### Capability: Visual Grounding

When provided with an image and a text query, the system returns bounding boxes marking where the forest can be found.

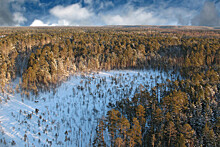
[0,26,219,146]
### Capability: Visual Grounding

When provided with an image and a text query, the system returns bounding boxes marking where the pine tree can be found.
[181,123,195,146]
[164,121,177,146]
[118,115,130,145]
[93,120,106,147]
[202,123,216,146]
[107,109,120,146]
[151,134,156,147]
[128,117,142,146]
[136,105,146,129]
[177,133,186,147]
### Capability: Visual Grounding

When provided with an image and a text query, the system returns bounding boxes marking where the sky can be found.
[0,0,219,26]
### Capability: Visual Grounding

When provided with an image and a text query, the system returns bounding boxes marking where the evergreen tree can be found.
[128,117,142,146]
[93,120,106,147]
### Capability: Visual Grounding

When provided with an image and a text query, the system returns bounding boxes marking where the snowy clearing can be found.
[0,70,179,147]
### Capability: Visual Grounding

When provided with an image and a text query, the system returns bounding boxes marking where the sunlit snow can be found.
[0,70,179,146]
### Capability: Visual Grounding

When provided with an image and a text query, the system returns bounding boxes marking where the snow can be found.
[0,70,179,146]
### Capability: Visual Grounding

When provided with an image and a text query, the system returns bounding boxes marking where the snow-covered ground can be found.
[0,70,178,147]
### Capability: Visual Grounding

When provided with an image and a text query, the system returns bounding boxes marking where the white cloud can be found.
[13,12,27,24]
[101,5,194,26]
[33,0,202,26]
[101,9,162,25]
[157,7,196,25]
[49,3,93,26]
[30,19,49,26]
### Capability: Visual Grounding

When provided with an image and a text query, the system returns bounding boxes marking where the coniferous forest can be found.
[0,26,219,146]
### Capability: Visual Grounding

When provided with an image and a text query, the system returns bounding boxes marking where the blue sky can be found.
[0,0,219,26]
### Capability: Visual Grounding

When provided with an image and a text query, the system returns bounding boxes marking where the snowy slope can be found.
[0,70,178,147]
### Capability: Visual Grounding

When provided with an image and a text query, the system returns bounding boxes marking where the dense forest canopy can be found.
[0,26,219,146]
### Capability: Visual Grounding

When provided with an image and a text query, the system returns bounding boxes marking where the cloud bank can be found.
[0,0,219,27]
[49,3,93,26]
[191,1,220,26]
[45,1,197,26]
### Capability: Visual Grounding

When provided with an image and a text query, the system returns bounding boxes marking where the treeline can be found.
[1,28,219,95]
[20,30,220,96]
